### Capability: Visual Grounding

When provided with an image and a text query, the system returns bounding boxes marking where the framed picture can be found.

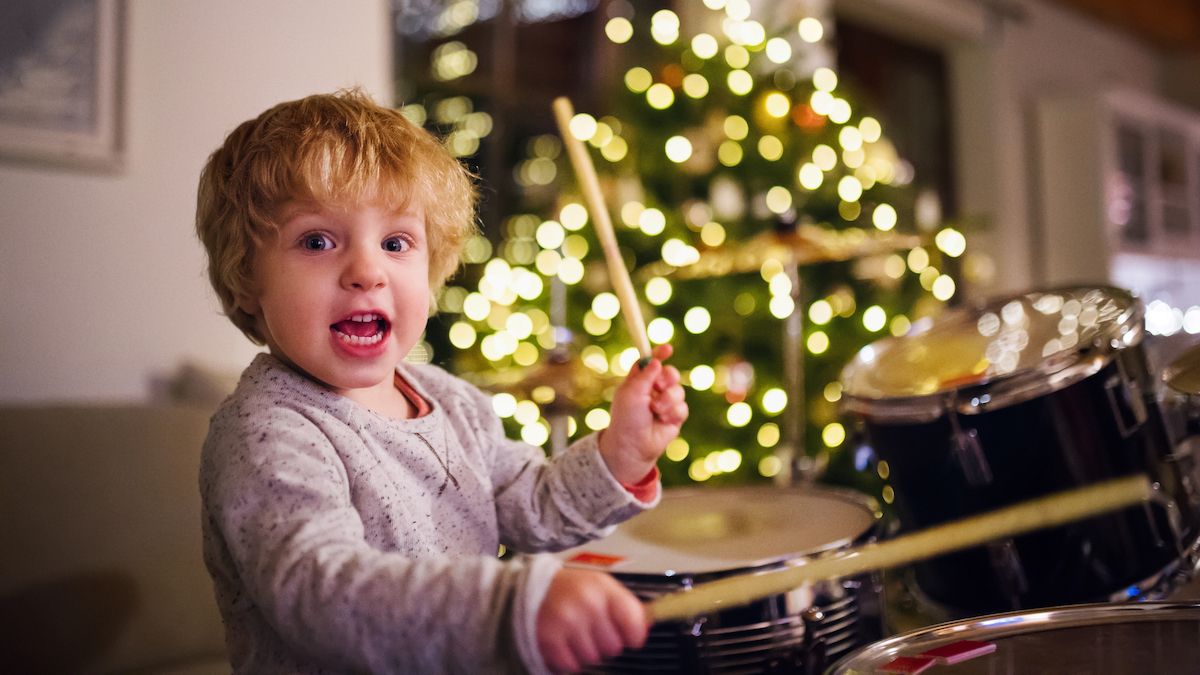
[0,0,124,170]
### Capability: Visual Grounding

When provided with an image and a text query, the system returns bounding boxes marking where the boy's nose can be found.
[340,248,387,290]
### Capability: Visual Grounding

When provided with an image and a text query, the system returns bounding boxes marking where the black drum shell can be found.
[854,347,1198,613]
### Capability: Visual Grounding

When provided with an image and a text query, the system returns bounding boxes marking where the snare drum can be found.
[841,286,1199,614]
[558,486,884,674]
[826,602,1200,674]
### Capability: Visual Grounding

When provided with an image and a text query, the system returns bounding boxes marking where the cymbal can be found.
[1165,343,1200,395]
[638,225,924,281]
[462,354,618,412]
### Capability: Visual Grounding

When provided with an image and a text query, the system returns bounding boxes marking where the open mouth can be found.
[331,312,390,347]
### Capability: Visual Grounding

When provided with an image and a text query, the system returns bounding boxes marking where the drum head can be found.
[558,486,879,576]
[841,286,1142,418]
[828,602,1200,674]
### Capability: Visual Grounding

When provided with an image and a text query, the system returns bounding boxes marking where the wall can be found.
[0,0,392,403]
[837,0,1166,296]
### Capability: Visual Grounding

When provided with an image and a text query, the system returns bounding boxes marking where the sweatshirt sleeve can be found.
[201,404,560,674]
[437,377,660,553]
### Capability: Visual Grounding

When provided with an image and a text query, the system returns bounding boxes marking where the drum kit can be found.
[541,99,1200,673]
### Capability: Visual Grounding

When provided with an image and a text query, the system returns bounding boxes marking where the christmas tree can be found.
[398,1,967,499]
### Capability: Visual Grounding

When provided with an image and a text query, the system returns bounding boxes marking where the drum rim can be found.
[839,285,1144,422]
[825,601,1200,673]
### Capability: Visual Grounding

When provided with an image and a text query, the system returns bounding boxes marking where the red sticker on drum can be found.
[877,655,936,674]
[920,639,997,664]
[566,552,626,568]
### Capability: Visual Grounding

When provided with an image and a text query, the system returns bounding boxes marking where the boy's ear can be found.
[236,291,261,315]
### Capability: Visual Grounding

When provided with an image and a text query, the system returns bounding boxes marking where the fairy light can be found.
[647,83,675,109]
[448,321,476,348]
[860,116,882,142]
[872,204,897,231]
[588,122,614,148]
[691,33,719,59]
[758,136,784,161]
[557,257,584,284]
[559,203,588,231]
[605,17,633,44]
[689,365,716,390]
[432,41,478,81]
[823,382,842,403]
[884,254,906,279]
[724,45,751,69]
[808,331,830,354]
[585,408,611,431]
[462,292,490,321]
[727,70,754,95]
[839,126,864,151]
[684,307,711,333]
[513,342,538,366]
[682,74,710,98]
[727,402,753,427]
[513,400,540,426]
[919,267,940,290]
[651,9,680,45]
[399,103,427,126]
[810,90,833,115]
[716,449,742,472]
[583,311,610,336]
[661,239,700,267]
[506,312,533,339]
[568,113,597,141]
[798,163,824,190]
[766,186,793,213]
[665,135,693,162]
[761,388,787,414]
[908,247,930,273]
[863,305,887,332]
[689,459,712,482]
[535,220,565,249]
[492,393,517,418]
[828,99,852,124]
[809,299,833,325]
[648,317,675,344]
[891,315,912,336]
[534,249,560,276]
[936,227,967,257]
[645,277,672,305]
[665,438,690,462]
[639,208,666,235]
[757,423,780,447]
[600,136,628,161]
[813,144,837,171]
[932,274,957,301]
[798,17,824,43]
[764,92,791,118]
[838,176,863,202]
[700,221,726,246]
[582,346,609,373]
[625,67,653,93]
[759,455,782,477]
[769,294,795,319]
[813,67,838,92]
[591,292,620,320]
[822,422,846,447]
[718,141,743,166]
[765,37,792,63]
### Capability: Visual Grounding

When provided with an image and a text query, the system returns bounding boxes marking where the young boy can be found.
[194,89,687,674]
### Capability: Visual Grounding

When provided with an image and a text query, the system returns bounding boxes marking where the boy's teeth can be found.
[336,331,384,346]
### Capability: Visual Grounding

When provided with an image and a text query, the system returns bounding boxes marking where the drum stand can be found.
[778,260,822,485]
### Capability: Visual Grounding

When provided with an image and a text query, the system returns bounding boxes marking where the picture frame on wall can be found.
[0,0,123,171]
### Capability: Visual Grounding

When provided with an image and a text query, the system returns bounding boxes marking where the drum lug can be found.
[1105,356,1148,438]
[987,540,1030,609]
[952,426,993,486]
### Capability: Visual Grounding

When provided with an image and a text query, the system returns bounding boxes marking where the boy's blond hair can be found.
[196,88,477,344]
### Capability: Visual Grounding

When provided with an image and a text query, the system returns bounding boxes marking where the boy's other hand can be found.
[600,343,688,485]
[536,568,648,673]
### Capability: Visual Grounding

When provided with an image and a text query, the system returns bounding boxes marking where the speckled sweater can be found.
[200,353,658,674]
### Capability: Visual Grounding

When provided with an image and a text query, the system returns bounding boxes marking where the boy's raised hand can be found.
[536,567,648,673]
[599,344,688,485]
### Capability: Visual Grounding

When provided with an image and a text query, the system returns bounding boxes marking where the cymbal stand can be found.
[547,273,571,456]
[777,260,814,484]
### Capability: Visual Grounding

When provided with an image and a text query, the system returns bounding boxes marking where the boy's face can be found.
[243,200,431,401]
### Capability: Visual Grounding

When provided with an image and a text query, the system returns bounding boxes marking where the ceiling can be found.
[1042,0,1200,52]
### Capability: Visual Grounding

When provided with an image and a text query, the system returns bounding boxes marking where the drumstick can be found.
[647,475,1153,622]
[552,96,652,359]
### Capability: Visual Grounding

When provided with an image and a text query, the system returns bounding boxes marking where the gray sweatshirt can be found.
[200,353,657,674]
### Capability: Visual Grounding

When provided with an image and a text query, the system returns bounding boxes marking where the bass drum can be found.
[557,486,884,674]
[826,602,1200,674]
[840,286,1199,614]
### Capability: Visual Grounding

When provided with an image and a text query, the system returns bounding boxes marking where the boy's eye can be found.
[382,236,410,253]
[301,233,334,251]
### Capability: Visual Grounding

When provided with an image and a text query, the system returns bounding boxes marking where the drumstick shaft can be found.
[647,475,1153,622]
[552,97,652,358]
